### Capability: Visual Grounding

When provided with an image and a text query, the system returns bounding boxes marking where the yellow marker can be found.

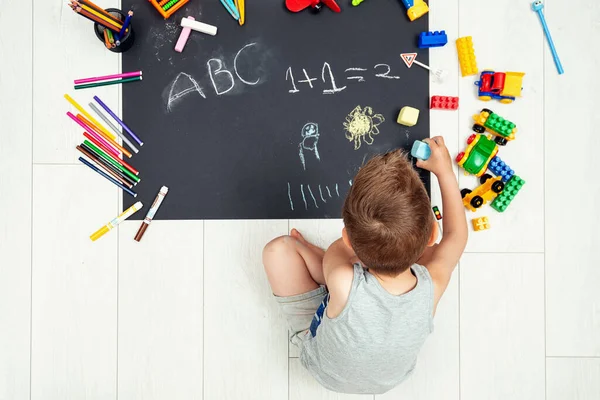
[64,94,117,141]
[90,201,143,241]
[236,0,245,25]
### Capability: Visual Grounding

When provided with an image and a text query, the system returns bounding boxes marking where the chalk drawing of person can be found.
[299,122,320,170]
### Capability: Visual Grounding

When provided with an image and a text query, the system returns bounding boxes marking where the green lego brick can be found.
[484,113,516,138]
[491,175,525,212]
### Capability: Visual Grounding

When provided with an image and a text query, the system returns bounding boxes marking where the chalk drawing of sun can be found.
[343,106,385,150]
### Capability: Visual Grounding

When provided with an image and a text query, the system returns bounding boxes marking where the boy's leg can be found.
[263,231,326,297]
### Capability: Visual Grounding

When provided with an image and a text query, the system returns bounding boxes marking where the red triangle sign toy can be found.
[400,53,418,68]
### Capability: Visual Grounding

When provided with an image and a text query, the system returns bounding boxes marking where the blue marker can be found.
[78,157,137,198]
[532,1,564,75]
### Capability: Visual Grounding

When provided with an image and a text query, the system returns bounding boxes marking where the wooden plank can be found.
[31,165,118,400]
[547,358,600,400]
[0,0,32,398]
[460,253,545,400]
[458,0,544,252]
[117,220,203,400]
[203,221,288,400]
[545,0,600,357]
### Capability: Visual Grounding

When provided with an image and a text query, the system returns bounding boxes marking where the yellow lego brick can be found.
[472,216,490,232]
[407,0,429,21]
[501,72,526,98]
[456,36,478,77]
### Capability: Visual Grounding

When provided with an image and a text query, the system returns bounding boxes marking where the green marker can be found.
[83,140,140,183]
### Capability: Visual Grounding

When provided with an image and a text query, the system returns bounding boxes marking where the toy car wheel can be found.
[470,196,484,209]
[492,181,505,193]
[456,152,465,163]
[479,96,492,101]
[480,174,493,184]
[500,99,513,104]
[482,108,494,114]
[472,124,485,134]
[467,134,477,144]
[461,189,472,199]
[495,137,508,146]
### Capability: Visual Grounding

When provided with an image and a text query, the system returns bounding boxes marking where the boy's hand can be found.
[416,136,453,178]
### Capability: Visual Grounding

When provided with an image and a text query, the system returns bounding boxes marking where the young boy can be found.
[263,137,467,394]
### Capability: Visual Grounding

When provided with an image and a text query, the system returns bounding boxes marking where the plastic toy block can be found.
[472,216,490,231]
[431,96,459,110]
[432,206,442,221]
[401,0,429,21]
[397,106,420,127]
[488,156,515,182]
[456,36,478,77]
[418,31,448,49]
[502,72,526,98]
[491,175,525,212]
[483,113,517,138]
[411,140,430,160]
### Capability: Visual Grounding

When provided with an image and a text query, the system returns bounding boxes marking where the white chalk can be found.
[175,16,194,52]
[180,17,217,36]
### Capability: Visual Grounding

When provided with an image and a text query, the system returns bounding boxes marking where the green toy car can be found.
[455,134,499,177]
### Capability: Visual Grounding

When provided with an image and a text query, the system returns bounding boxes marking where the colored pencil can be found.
[80,143,137,187]
[74,76,142,90]
[72,0,123,27]
[79,157,137,197]
[116,10,133,41]
[106,29,114,44]
[75,7,121,32]
[74,71,142,85]
[236,0,245,25]
[76,145,134,188]
[66,111,121,157]
[220,0,240,20]
[77,114,133,158]
[83,137,140,178]
[64,94,116,141]
[77,0,123,24]
[82,132,122,167]
[89,102,139,153]
[79,3,123,29]
[93,96,144,146]
[103,29,111,49]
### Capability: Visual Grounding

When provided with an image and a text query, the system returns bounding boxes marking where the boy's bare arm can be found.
[417,137,468,304]
[322,238,355,319]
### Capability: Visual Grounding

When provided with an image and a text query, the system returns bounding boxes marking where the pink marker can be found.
[66,112,121,158]
[175,16,194,53]
[73,71,142,85]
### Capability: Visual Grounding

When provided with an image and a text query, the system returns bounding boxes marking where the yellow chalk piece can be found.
[397,106,420,127]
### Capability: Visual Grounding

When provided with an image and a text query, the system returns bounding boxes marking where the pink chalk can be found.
[175,16,194,53]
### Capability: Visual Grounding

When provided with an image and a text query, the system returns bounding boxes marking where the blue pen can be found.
[79,157,138,198]
[220,0,240,20]
[532,1,563,75]
[116,10,133,43]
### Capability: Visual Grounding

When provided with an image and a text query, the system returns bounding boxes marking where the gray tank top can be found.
[300,262,434,394]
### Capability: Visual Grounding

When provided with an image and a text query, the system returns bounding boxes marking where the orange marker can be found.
[77,114,132,158]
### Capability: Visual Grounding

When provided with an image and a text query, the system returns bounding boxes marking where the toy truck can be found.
[472,108,517,146]
[461,174,505,212]
[475,70,525,104]
[456,134,498,177]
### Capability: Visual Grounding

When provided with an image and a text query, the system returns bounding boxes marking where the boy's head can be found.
[342,150,435,276]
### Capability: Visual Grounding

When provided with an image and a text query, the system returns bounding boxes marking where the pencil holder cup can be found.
[93,8,135,53]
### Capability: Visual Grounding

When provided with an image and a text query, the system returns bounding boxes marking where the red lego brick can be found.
[430,96,459,110]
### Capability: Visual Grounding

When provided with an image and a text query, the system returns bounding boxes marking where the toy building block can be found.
[431,96,459,110]
[397,106,420,127]
[418,31,448,49]
[484,113,517,139]
[401,0,429,21]
[411,140,430,160]
[456,36,478,77]
[491,175,525,212]
[472,216,490,231]
[488,156,514,182]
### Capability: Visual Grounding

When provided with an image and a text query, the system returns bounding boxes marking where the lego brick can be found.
[491,175,525,212]
[404,0,429,21]
[456,36,478,77]
[472,216,490,231]
[484,113,517,138]
[418,31,448,49]
[488,156,514,182]
[430,96,459,110]
[397,106,420,127]
[411,140,430,160]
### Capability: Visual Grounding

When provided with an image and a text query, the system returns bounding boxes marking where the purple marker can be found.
[93,96,144,146]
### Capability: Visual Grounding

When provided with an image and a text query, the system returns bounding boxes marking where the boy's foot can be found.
[290,228,326,257]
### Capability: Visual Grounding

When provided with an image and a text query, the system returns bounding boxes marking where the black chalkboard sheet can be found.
[122,0,430,219]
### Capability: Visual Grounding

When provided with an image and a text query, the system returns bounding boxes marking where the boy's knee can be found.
[263,235,295,269]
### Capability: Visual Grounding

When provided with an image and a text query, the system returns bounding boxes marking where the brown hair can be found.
[342,150,433,276]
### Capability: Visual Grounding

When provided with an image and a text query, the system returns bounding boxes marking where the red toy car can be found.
[286,0,341,12]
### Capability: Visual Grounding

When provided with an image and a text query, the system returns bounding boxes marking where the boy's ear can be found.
[427,220,439,246]
[342,227,353,250]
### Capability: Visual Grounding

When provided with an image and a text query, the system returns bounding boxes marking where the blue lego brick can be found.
[418,31,448,49]
[488,156,515,182]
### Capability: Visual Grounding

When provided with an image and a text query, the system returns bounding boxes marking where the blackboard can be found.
[122,0,430,219]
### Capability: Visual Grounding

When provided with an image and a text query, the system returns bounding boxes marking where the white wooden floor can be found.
[1,0,599,399]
